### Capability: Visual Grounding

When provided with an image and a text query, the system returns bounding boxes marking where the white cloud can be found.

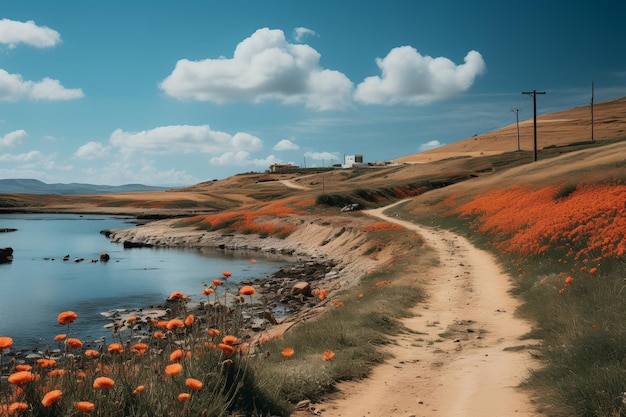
[160,27,353,111]
[109,125,263,155]
[273,139,299,151]
[0,150,44,162]
[0,69,84,101]
[0,129,28,148]
[354,47,486,105]
[419,140,443,151]
[304,151,339,161]
[0,18,61,49]
[75,141,109,159]
[294,27,317,42]
[210,151,280,168]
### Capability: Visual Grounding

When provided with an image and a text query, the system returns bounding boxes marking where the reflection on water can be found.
[0,214,286,350]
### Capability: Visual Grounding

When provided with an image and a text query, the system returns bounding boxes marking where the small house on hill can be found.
[342,154,364,168]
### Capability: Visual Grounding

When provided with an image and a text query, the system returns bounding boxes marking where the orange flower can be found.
[15,364,31,371]
[323,350,335,361]
[153,331,165,339]
[222,335,237,345]
[185,314,195,326]
[207,328,220,337]
[57,311,78,325]
[165,363,183,376]
[218,343,235,356]
[125,316,137,323]
[133,385,145,394]
[131,343,148,355]
[84,349,99,357]
[41,390,63,407]
[66,338,83,349]
[565,276,574,284]
[74,401,95,411]
[167,319,185,330]
[169,349,185,362]
[53,334,66,341]
[239,286,255,296]
[8,402,29,413]
[36,358,57,368]
[157,320,170,328]
[8,371,35,385]
[169,291,186,300]
[222,271,232,278]
[178,393,191,402]
[108,343,124,354]
[76,371,87,379]
[202,288,214,296]
[318,289,327,301]
[212,279,223,286]
[186,378,203,390]
[0,336,13,350]
[589,267,598,274]
[93,376,115,389]
[281,347,294,358]
[48,369,66,377]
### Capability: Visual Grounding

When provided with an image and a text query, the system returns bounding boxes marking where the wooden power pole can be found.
[511,108,522,151]
[522,89,546,161]
[591,81,595,142]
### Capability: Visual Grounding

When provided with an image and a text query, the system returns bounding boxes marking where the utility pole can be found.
[511,108,522,151]
[522,89,546,161]
[591,81,595,142]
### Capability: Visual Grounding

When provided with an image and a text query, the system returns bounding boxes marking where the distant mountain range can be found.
[0,179,170,195]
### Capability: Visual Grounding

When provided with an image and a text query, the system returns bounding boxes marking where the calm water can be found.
[0,213,286,350]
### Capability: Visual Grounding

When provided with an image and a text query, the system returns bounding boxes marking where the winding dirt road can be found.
[307,202,544,416]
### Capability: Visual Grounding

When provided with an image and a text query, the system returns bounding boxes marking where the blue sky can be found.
[0,1,624,186]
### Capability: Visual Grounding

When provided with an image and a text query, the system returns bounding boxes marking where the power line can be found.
[521,90,546,161]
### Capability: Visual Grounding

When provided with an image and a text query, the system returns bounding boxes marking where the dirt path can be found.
[301,201,543,417]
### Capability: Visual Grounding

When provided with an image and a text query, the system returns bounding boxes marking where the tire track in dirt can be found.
[303,200,543,417]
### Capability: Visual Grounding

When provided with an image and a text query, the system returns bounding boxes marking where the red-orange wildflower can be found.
[178,393,191,402]
[157,320,170,328]
[222,271,232,278]
[53,334,66,341]
[93,376,115,389]
[318,289,327,301]
[131,343,148,355]
[165,363,183,376]
[565,276,574,284]
[57,311,77,325]
[36,358,57,368]
[84,349,99,357]
[8,371,35,385]
[66,338,83,349]
[207,328,220,337]
[222,335,237,345]
[186,378,203,390]
[589,267,598,274]
[202,288,214,296]
[125,316,137,323]
[15,364,31,371]
[212,279,223,286]
[41,390,63,407]
[8,402,29,413]
[74,401,95,411]
[76,371,87,379]
[218,343,235,355]
[108,343,124,354]
[48,369,66,377]
[185,314,195,326]
[0,336,13,350]
[169,349,185,362]
[239,285,255,296]
[166,319,185,330]
[281,347,294,358]
[133,385,145,394]
[153,331,165,339]
[323,350,335,361]
[169,291,186,300]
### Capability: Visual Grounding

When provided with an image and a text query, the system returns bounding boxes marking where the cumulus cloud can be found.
[354,47,486,105]
[294,27,317,42]
[273,139,299,151]
[304,151,339,161]
[0,150,44,162]
[0,18,61,49]
[0,69,84,101]
[75,141,109,160]
[109,125,263,156]
[210,151,281,168]
[0,129,28,148]
[160,27,353,110]
[419,140,443,151]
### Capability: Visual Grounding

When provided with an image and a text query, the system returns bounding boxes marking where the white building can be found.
[342,154,364,168]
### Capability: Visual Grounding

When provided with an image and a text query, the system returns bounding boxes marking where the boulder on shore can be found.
[0,247,13,264]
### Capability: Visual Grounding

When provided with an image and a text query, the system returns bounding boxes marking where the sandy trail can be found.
[306,201,543,417]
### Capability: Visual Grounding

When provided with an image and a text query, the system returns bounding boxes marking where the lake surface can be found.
[0,213,287,351]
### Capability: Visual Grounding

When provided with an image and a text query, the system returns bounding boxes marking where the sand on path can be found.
[301,201,543,417]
